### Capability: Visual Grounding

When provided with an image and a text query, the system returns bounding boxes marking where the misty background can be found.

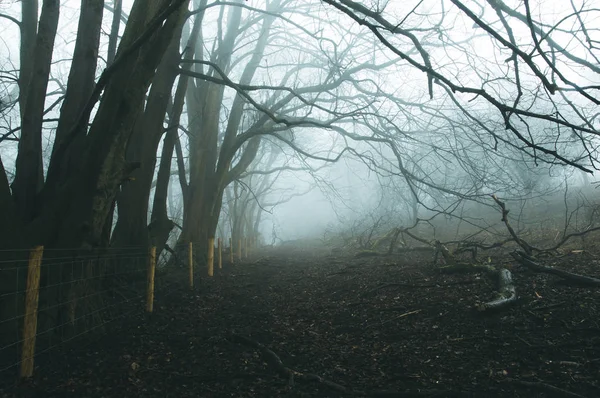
[0,0,599,250]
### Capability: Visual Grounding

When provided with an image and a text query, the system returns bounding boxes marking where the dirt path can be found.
[3,247,600,397]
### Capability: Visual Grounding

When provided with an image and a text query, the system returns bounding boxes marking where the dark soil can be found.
[2,245,600,397]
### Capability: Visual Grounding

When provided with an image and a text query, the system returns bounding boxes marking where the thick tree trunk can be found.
[38,0,189,250]
[0,159,26,366]
[111,32,182,249]
[51,0,104,173]
[1,0,190,360]
[149,8,203,258]
[12,0,60,223]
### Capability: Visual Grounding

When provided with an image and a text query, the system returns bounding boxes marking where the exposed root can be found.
[476,268,518,312]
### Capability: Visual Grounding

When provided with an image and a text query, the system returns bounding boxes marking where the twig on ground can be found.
[229,333,468,397]
[378,309,422,326]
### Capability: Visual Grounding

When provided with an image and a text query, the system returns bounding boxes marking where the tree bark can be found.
[111,28,183,249]
[107,0,122,65]
[12,0,60,223]
[180,1,279,256]
[51,0,104,166]
[18,0,38,119]
[26,0,190,250]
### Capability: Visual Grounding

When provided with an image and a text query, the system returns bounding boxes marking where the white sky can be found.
[1,0,598,241]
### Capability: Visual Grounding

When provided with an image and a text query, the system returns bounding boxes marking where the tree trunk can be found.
[111,29,182,249]
[180,1,277,257]
[38,0,189,250]
[51,0,104,171]
[107,0,122,65]
[148,7,203,258]
[12,0,60,223]
[18,0,38,119]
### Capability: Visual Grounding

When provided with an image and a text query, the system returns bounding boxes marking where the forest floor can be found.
[2,243,600,398]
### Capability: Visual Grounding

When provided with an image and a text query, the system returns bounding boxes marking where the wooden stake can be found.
[229,237,233,263]
[208,237,214,277]
[218,238,222,269]
[237,239,242,261]
[20,246,43,379]
[146,246,156,313]
[188,242,193,289]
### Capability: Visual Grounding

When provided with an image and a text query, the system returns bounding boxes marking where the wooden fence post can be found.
[218,238,222,269]
[146,246,156,313]
[188,242,193,289]
[20,246,44,379]
[237,239,242,262]
[208,238,214,277]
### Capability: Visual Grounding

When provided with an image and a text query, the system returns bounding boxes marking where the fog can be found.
[0,0,599,254]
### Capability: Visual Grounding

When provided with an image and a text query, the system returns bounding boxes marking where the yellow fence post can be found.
[229,237,233,263]
[188,242,193,289]
[20,245,44,379]
[207,238,215,277]
[146,246,156,313]
[218,238,222,269]
[237,239,242,262]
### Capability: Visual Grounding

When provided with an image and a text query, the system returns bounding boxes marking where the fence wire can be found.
[0,238,254,390]
[0,246,180,388]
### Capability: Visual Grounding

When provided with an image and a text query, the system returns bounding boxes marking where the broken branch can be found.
[491,194,533,255]
[511,251,600,287]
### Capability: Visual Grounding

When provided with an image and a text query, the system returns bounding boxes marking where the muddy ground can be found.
[1,245,599,398]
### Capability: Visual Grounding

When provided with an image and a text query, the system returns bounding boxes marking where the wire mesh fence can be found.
[0,236,257,389]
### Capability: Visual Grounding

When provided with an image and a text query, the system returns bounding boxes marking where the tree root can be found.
[512,251,600,287]
[229,333,470,397]
[476,268,518,312]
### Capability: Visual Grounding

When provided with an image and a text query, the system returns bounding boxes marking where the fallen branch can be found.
[229,334,347,391]
[511,251,600,287]
[229,333,468,397]
[476,268,518,312]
